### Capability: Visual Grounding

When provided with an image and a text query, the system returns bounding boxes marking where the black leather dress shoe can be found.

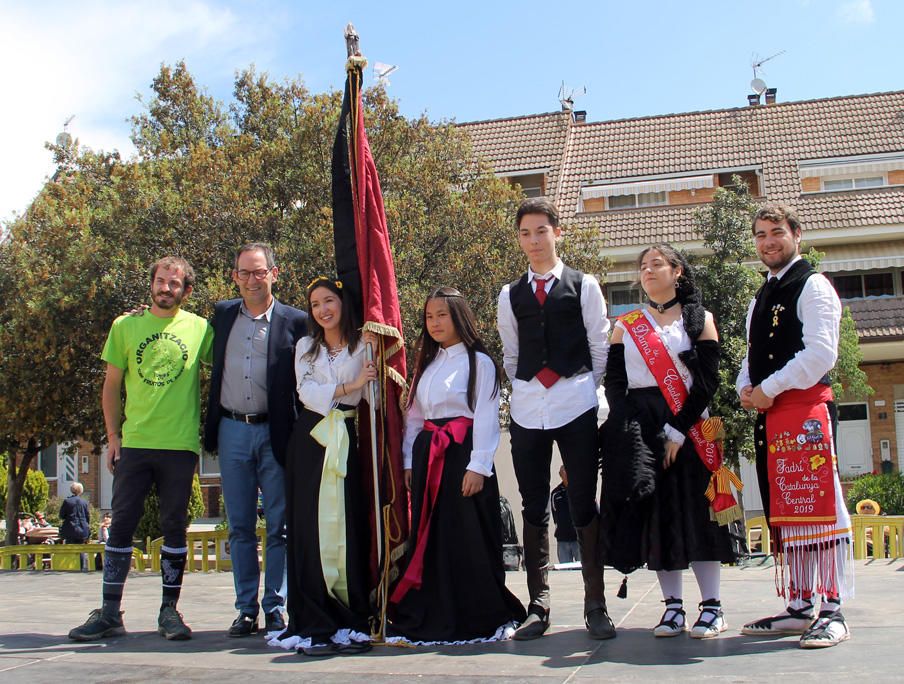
[300,640,336,657]
[335,640,372,654]
[585,607,616,640]
[265,610,286,633]
[228,613,259,637]
[513,608,550,641]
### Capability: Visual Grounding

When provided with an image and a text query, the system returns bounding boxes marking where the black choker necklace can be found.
[648,295,680,313]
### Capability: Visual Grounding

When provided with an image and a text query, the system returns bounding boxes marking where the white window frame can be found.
[606,283,643,316]
[199,449,220,477]
[830,269,898,300]
[607,190,668,210]
[499,169,547,198]
[800,152,904,193]
[37,444,58,481]
[822,175,886,192]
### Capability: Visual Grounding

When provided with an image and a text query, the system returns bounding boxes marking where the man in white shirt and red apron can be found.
[737,202,854,648]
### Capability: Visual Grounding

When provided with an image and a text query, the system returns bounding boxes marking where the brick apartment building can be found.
[27,89,904,515]
[462,89,904,501]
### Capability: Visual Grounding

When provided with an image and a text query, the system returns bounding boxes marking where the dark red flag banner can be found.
[332,55,409,638]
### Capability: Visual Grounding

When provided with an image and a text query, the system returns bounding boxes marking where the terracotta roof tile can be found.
[461,91,904,249]
[846,297,904,340]
[459,111,572,198]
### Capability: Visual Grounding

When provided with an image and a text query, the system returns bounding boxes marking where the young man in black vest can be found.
[737,203,853,648]
[497,197,614,640]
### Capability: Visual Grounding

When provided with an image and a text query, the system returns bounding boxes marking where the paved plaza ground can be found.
[1,558,901,683]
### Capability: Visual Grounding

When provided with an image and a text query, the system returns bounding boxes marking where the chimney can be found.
[747,93,761,107]
[765,88,777,105]
[573,110,587,124]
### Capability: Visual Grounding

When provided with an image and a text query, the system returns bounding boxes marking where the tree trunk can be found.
[4,440,37,547]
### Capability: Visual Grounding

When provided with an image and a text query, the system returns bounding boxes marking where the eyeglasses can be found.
[236,268,273,281]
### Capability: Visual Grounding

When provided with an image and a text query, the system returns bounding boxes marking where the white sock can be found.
[657,570,683,602]
[690,561,720,603]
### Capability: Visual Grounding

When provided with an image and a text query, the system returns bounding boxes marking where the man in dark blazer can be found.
[60,481,90,571]
[203,243,307,637]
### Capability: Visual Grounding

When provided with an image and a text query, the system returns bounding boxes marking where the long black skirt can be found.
[388,421,526,641]
[600,388,737,573]
[283,406,372,641]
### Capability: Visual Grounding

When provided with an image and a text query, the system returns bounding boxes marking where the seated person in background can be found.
[98,513,112,544]
[33,511,51,528]
[854,500,880,516]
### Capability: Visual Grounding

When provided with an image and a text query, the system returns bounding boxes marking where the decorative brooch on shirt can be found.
[771,303,786,328]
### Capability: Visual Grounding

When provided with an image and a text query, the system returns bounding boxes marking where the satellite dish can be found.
[750,78,767,95]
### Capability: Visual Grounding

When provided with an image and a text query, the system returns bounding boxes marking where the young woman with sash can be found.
[388,288,526,643]
[276,276,377,656]
[600,245,739,639]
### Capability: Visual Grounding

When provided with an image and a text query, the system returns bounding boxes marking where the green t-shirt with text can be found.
[101,309,213,454]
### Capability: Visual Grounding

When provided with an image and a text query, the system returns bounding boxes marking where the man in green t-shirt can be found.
[70,256,213,643]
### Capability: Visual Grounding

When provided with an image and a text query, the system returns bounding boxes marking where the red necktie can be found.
[533,276,560,388]
[534,276,551,305]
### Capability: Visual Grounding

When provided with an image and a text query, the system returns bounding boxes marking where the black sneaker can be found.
[228,613,259,638]
[158,605,192,640]
[264,611,286,633]
[68,609,126,642]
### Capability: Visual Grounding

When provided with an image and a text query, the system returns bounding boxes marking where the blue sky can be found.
[1,0,900,221]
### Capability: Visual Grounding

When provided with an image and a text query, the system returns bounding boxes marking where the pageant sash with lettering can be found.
[765,385,836,526]
[620,310,742,525]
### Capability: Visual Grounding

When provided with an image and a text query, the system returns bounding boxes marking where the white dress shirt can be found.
[497,260,610,429]
[294,336,369,416]
[736,256,841,398]
[402,343,500,476]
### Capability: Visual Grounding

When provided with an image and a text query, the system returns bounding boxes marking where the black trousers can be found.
[510,408,600,528]
[107,448,198,550]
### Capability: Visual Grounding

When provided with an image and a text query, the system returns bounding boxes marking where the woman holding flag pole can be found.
[599,244,740,639]
[275,276,378,656]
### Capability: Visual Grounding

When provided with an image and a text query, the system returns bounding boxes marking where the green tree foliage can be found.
[832,307,874,401]
[845,473,904,515]
[0,61,558,541]
[20,469,50,517]
[692,179,761,466]
[135,475,206,544]
[0,465,49,520]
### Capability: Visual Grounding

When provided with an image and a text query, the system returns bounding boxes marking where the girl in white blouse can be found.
[388,287,525,642]
[278,276,376,656]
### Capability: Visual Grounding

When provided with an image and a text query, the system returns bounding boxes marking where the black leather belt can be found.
[221,408,268,424]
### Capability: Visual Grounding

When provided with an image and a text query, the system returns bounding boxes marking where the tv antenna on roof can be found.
[750,50,784,95]
[373,62,398,87]
[751,50,785,79]
[558,81,586,111]
[55,115,75,148]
